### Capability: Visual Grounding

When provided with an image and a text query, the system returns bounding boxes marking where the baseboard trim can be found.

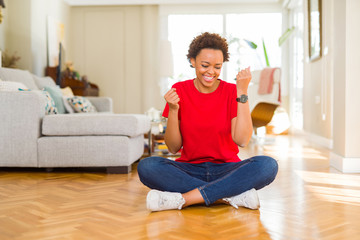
[330,152,360,173]
[304,131,333,149]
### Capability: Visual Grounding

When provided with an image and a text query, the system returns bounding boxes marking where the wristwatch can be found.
[236,94,248,103]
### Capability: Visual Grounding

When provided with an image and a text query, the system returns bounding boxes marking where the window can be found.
[225,13,282,81]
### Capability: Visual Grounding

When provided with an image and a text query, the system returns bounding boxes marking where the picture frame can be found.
[308,0,322,61]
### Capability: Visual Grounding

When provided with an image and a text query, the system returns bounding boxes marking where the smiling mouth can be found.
[203,75,214,82]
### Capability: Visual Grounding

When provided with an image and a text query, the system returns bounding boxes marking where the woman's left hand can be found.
[236,67,252,94]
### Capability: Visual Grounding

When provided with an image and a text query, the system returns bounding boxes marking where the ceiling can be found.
[64,0,281,6]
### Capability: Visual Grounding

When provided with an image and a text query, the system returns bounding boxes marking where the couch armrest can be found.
[0,91,45,167]
[86,96,113,112]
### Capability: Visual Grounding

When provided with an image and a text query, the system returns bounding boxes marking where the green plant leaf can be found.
[243,39,257,49]
[262,39,270,67]
[278,26,295,46]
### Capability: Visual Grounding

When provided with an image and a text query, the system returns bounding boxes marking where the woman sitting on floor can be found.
[138,32,278,212]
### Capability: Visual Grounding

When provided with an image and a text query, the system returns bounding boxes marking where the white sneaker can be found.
[223,188,260,210]
[146,190,186,212]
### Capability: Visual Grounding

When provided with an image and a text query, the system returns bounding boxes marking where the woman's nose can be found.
[207,67,215,74]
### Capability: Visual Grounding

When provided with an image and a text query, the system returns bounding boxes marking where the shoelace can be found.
[225,193,250,209]
[159,194,185,210]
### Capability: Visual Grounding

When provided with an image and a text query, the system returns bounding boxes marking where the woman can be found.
[138,32,278,212]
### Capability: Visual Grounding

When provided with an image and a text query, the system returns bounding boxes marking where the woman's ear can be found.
[190,58,195,68]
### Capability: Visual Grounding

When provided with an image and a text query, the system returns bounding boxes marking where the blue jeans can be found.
[137,155,278,206]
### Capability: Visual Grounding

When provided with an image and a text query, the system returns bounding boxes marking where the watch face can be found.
[240,94,248,103]
[236,95,248,103]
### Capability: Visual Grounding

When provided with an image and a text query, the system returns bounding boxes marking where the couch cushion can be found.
[33,75,56,89]
[0,67,39,90]
[42,113,151,137]
[38,135,144,167]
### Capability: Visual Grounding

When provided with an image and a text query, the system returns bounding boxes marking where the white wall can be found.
[302,0,360,173]
[3,0,32,70]
[1,0,70,75]
[303,0,333,142]
[344,0,360,157]
[30,0,70,76]
[141,6,162,113]
[70,5,162,114]
[0,5,7,51]
[331,0,346,156]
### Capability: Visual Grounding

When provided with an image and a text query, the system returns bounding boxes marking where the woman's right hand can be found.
[164,88,180,110]
[164,88,182,153]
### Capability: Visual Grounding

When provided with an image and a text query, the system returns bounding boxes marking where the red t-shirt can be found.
[162,79,240,164]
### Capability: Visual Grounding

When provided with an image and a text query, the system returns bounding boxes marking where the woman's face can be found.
[191,48,223,93]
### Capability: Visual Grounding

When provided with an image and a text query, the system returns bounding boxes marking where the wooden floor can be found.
[1,134,360,240]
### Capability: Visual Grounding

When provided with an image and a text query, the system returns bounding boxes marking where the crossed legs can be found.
[137,156,278,210]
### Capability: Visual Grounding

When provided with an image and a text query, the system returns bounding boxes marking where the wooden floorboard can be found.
[1,134,360,240]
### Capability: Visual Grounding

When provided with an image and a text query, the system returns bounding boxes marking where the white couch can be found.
[0,67,150,173]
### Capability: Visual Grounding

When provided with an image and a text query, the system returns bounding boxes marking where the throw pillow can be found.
[61,86,74,97]
[41,90,58,115]
[62,96,75,114]
[19,88,58,115]
[67,96,97,113]
[43,86,66,114]
[0,81,28,92]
